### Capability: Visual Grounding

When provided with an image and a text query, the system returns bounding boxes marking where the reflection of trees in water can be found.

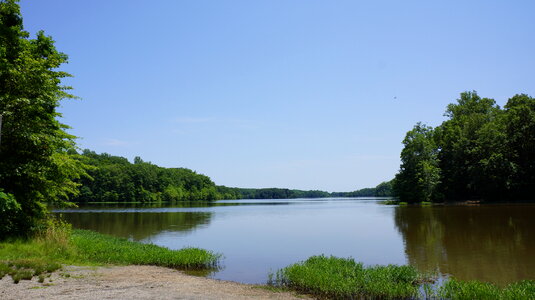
[58,212,212,241]
[394,205,535,285]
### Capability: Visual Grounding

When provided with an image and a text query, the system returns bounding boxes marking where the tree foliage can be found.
[0,0,87,237]
[72,154,341,202]
[72,150,239,202]
[393,123,440,202]
[331,180,394,197]
[223,187,331,199]
[74,154,397,202]
[394,91,535,202]
[503,94,535,199]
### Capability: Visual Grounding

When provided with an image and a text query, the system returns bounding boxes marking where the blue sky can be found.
[20,0,535,192]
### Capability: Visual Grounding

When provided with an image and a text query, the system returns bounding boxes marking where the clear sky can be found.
[19,0,535,192]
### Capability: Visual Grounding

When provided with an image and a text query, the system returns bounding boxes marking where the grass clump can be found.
[436,278,535,300]
[438,279,500,299]
[11,259,63,276]
[269,255,422,299]
[0,259,61,284]
[0,260,59,283]
[0,262,11,279]
[11,269,33,284]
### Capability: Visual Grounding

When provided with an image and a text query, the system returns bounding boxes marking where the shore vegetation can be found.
[270,255,535,300]
[0,221,220,284]
[72,150,238,203]
[269,255,423,299]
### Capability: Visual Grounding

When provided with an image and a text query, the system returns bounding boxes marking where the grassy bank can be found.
[269,255,535,300]
[0,225,220,283]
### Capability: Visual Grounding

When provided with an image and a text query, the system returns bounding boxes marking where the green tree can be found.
[393,123,440,203]
[503,94,535,199]
[374,180,393,197]
[71,151,231,203]
[436,91,502,200]
[0,0,87,237]
[394,91,535,202]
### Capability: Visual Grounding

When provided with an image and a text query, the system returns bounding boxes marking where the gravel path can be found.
[0,265,309,300]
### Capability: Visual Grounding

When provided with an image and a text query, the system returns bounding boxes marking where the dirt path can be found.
[0,265,310,300]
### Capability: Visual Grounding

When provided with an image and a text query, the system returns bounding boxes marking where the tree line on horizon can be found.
[73,150,393,203]
[221,180,393,199]
[331,180,393,198]
[393,91,535,203]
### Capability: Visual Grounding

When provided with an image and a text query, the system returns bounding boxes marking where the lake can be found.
[54,198,535,285]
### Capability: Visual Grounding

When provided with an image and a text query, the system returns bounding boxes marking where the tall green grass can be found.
[0,225,220,283]
[269,255,422,299]
[71,229,220,269]
[436,278,535,300]
[270,255,535,300]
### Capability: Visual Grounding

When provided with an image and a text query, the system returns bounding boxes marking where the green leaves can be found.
[0,0,88,237]
[394,91,535,202]
[0,190,23,238]
[72,150,227,203]
[394,123,440,203]
[503,94,535,199]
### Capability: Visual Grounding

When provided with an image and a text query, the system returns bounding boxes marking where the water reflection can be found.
[58,211,212,241]
[54,200,535,285]
[53,201,292,213]
[394,204,535,285]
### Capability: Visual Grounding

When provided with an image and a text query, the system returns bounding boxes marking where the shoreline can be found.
[0,265,309,300]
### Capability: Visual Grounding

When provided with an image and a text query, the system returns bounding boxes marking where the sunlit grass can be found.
[0,259,62,284]
[0,225,220,283]
[269,255,422,299]
[436,278,535,300]
[270,255,535,300]
[71,229,220,269]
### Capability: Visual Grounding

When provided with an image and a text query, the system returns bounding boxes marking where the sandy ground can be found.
[0,265,310,300]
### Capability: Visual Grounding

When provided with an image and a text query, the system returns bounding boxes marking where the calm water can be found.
[55,198,535,285]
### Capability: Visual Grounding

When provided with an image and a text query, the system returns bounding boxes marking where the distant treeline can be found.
[216,186,331,199]
[219,181,392,200]
[393,92,535,203]
[331,180,393,197]
[72,150,393,202]
[72,150,241,202]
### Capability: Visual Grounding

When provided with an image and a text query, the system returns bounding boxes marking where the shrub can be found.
[0,191,23,239]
